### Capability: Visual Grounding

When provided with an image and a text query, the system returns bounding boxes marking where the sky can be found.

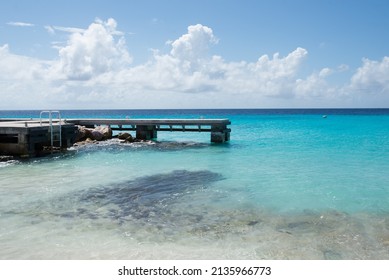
[1,0,389,109]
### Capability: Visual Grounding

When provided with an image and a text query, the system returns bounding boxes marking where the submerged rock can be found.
[50,170,223,225]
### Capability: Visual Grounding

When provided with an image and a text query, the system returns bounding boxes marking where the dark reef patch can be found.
[50,170,223,225]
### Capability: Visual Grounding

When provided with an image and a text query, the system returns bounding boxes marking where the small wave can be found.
[0,159,19,168]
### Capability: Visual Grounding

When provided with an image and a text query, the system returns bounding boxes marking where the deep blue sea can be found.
[1,109,389,259]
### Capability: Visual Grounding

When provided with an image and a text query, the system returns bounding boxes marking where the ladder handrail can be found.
[40,110,62,148]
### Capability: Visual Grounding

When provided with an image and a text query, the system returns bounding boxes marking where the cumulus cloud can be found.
[295,68,335,98]
[224,47,308,96]
[350,57,389,94]
[170,24,218,62]
[53,18,132,80]
[2,18,389,109]
[121,25,307,96]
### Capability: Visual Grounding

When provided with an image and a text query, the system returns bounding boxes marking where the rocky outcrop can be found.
[75,125,113,142]
[74,126,145,146]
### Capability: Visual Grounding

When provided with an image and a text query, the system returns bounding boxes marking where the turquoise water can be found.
[1,109,389,259]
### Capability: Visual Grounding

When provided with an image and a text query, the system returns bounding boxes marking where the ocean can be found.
[1,109,389,259]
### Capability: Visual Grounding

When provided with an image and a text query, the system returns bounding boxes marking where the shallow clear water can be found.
[1,109,389,259]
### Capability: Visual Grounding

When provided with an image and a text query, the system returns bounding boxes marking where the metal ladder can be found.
[40,110,62,149]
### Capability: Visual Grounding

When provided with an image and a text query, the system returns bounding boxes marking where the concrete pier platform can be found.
[0,120,77,157]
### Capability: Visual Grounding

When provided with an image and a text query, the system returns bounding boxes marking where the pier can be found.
[0,114,231,157]
[0,119,77,157]
[69,118,231,143]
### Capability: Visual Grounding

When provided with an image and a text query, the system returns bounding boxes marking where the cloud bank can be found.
[1,18,389,109]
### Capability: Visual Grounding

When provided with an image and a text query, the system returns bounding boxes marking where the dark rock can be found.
[125,135,135,142]
[91,130,104,141]
[117,132,135,142]
[75,125,94,142]
[94,126,112,140]
[118,132,131,140]
[75,125,86,142]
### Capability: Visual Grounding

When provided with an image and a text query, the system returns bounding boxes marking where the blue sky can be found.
[1,0,389,109]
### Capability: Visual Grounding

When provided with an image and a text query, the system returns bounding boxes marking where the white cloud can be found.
[47,18,124,36]
[350,57,389,94]
[52,26,86,34]
[0,44,48,80]
[0,44,55,108]
[295,68,334,98]
[170,24,218,62]
[2,18,389,109]
[53,18,132,80]
[94,17,124,35]
[122,25,307,97]
[44,25,85,36]
[7,21,34,27]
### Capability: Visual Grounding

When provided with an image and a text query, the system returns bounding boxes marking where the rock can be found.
[91,130,104,141]
[94,126,112,140]
[75,125,93,142]
[75,125,86,142]
[73,138,97,146]
[125,135,135,143]
[118,132,131,140]
[117,132,134,142]
[85,138,96,143]
[75,125,112,142]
